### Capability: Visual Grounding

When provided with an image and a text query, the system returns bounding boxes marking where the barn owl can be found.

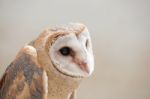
[0,23,94,99]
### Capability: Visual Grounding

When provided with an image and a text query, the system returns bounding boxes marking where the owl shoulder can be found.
[0,45,44,99]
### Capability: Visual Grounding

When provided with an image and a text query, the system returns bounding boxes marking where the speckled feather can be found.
[0,50,44,99]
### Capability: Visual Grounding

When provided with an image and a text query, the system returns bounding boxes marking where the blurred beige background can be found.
[0,0,150,99]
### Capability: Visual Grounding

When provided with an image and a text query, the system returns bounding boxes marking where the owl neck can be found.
[44,70,82,99]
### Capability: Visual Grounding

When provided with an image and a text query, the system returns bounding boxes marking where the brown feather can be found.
[0,46,44,99]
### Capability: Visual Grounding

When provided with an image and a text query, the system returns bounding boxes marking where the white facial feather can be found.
[49,28,94,77]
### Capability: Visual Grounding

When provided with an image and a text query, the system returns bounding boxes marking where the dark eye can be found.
[59,47,71,56]
[85,39,89,48]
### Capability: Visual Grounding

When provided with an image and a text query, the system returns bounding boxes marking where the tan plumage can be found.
[0,23,94,99]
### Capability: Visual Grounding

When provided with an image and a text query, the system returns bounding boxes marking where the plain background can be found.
[0,0,150,99]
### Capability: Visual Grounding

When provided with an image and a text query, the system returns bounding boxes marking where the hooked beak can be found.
[73,58,90,74]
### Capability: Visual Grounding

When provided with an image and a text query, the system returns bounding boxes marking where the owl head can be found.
[33,23,94,78]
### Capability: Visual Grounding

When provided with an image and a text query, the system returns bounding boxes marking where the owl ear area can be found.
[48,33,68,46]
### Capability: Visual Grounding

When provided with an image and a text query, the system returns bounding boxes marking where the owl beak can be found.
[74,59,90,74]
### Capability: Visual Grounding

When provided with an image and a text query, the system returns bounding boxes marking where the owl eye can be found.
[59,47,71,56]
[85,39,89,48]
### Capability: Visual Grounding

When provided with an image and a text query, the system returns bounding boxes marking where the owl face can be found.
[49,28,94,78]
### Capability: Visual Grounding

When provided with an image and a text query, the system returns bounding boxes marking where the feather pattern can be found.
[0,46,44,99]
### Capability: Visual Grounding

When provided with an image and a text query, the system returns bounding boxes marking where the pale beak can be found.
[73,58,89,74]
